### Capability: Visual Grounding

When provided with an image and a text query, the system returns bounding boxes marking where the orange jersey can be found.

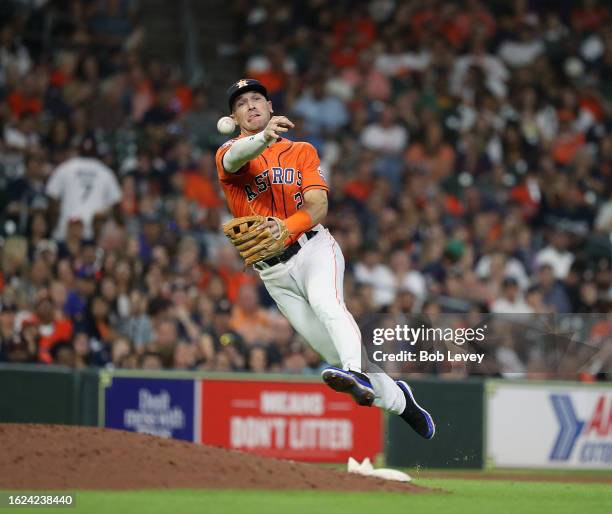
[215,136,329,243]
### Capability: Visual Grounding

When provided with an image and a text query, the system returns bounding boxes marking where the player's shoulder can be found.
[290,140,319,158]
[50,156,79,177]
[291,140,316,152]
[81,157,115,178]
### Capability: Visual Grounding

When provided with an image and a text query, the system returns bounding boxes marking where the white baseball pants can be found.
[255,227,406,414]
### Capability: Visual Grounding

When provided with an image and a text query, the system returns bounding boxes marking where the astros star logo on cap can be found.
[236,79,249,88]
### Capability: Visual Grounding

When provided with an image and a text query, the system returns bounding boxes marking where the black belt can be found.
[257,230,318,267]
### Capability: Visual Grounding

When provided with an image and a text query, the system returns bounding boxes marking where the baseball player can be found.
[215,79,435,439]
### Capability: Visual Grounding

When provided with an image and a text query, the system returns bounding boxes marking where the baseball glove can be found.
[223,215,290,266]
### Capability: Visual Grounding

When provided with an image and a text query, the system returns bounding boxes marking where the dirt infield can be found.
[0,424,427,492]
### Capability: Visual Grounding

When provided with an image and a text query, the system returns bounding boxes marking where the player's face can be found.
[232,91,273,133]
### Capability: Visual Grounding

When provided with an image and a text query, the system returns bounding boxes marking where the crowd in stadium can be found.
[0,0,610,379]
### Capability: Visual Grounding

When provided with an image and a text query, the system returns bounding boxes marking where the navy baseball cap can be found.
[226,78,268,112]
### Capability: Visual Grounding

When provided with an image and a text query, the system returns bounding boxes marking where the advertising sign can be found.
[487,382,611,469]
[200,379,382,462]
[104,376,196,441]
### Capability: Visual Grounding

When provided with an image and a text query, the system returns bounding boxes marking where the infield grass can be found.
[5,478,611,514]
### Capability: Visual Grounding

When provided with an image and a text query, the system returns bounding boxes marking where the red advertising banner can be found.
[200,379,382,462]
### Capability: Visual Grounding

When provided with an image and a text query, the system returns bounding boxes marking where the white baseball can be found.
[217,116,236,135]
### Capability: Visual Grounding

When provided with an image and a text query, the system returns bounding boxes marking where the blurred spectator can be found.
[282,342,309,374]
[491,277,532,314]
[0,0,609,381]
[534,228,575,279]
[525,285,551,314]
[537,263,572,314]
[140,351,163,370]
[498,22,544,68]
[121,290,153,350]
[0,302,18,362]
[35,296,73,364]
[183,89,224,149]
[46,138,122,240]
[247,345,269,373]
[230,284,272,345]
[354,246,394,308]
[405,121,455,180]
[496,333,527,378]
[173,342,198,370]
[292,81,349,136]
[209,298,246,370]
[361,105,407,155]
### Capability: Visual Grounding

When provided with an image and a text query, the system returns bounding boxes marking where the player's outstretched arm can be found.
[222,116,294,173]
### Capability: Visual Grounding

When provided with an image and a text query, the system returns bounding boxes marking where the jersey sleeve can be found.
[104,168,123,206]
[45,165,66,199]
[215,138,249,183]
[299,143,329,194]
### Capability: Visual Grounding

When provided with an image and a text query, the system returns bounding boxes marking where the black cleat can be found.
[321,367,375,407]
[396,380,436,439]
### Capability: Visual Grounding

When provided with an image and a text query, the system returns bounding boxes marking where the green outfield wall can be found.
[385,378,485,468]
[0,364,99,426]
[0,364,79,425]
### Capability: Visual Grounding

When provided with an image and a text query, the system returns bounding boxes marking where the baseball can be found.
[217,116,236,135]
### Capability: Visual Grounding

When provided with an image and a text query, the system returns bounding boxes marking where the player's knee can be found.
[310,297,345,323]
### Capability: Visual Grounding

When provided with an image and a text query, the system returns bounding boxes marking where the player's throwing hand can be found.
[257,217,285,239]
[264,116,294,143]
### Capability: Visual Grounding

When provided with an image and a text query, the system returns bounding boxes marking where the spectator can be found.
[141,87,177,127]
[150,317,179,367]
[121,290,154,350]
[498,22,544,68]
[64,267,96,323]
[292,81,349,136]
[404,121,455,180]
[210,298,245,370]
[181,155,223,210]
[0,302,17,362]
[247,345,268,373]
[524,285,550,314]
[50,341,76,367]
[140,351,163,370]
[534,228,575,280]
[361,105,408,156]
[450,38,509,99]
[230,284,272,345]
[35,296,73,364]
[183,89,226,149]
[46,138,122,241]
[536,264,572,314]
[73,332,91,368]
[282,342,309,374]
[5,152,49,234]
[389,249,427,307]
[267,314,296,369]
[353,246,394,308]
[496,333,527,378]
[491,277,532,314]
[360,105,407,186]
[173,342,198,370]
